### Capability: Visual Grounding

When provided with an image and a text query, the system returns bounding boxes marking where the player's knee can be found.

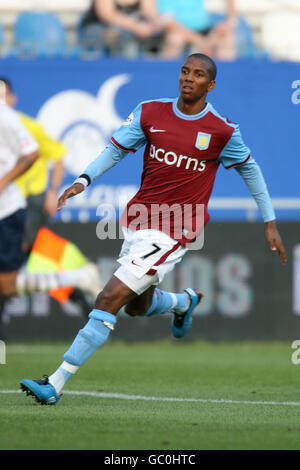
[124,305,141,317]
[125,299,151,317]
[0,284,10,297]
[95,288,114,309]
[0,275,15,297]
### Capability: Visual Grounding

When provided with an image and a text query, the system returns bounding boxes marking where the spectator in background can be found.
[80,0,213,58]
[157,0,238,60]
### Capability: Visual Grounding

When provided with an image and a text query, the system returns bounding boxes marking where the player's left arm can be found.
[218,124,287,265]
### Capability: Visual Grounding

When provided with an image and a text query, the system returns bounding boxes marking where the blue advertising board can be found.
[1,58,299,221]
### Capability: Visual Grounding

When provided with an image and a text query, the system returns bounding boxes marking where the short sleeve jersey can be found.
[111,98,250,244]
[0,102,39,219]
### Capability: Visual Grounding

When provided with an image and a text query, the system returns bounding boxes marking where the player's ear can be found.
[207,80,216,92]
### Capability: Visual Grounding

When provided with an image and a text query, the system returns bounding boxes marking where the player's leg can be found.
[20,276,138,404]
[125,284,192,318]
[22,194,100,312]
[161,20,212,58]
[0,208,101,300]
[4,264,101,300]
[124,285,155,316]
[207,22,237,61]
[22,193,47,256]
[124,281,202,338]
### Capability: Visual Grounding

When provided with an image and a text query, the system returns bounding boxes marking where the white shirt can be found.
[0,101,39,220]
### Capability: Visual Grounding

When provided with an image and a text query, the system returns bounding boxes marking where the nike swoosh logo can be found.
[149,126,166,133]
[132,260,141,267]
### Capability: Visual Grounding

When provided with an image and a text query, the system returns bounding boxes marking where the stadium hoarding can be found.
[1,58,300,221]
[2,222,299,341]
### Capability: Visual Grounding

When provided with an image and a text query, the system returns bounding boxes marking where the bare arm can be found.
[50,159,64,191]
[44,159,64,217]
[0,151,39,194]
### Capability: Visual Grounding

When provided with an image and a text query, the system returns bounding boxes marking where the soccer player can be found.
[0,77,66,255]
[0,78,100,316]
[0,83,102,327]
[20,53,286,405]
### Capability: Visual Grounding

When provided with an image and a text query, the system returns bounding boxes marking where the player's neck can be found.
[177,96,207,115]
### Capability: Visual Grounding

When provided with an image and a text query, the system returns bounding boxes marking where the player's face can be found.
[179,58,215,103]
[1,84,17,108]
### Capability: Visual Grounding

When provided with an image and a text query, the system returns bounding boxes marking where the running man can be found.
[20,53,286,405]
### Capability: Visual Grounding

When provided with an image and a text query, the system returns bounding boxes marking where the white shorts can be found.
[114,227,188,295]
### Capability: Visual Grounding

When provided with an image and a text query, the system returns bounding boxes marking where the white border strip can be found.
[209,198,300,210]
[1,389,300,406]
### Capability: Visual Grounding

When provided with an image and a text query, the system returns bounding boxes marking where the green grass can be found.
[1,340,300,450]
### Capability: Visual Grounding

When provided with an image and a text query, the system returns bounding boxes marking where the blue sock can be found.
[144,289,189,317]
[63,309,117,366]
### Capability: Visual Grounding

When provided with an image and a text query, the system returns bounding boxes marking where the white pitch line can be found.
[1,389,300,407]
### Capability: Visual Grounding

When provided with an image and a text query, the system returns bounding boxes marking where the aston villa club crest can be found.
[195,132,211,150]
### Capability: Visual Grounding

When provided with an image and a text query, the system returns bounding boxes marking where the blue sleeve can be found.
[83,142,128,183]
[218,125,251,169]
[235,157,276,222]
[111,102,147,153]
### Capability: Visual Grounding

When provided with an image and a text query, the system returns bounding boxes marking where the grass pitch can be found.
[1,340,300,450]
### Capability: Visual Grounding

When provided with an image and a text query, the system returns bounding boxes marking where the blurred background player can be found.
[0,78,98,315]
[0,81,102,336]
[79,0,212,58]
[0,78,65,255]
[20,53,286,405]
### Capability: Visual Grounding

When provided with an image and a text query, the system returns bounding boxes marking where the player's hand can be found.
[265,220,287,265]
[57,183,85,211]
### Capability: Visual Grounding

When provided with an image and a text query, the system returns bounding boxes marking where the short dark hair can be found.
[186,53,217,81]
[0,77,13,92]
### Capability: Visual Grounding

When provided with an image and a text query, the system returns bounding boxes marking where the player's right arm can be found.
[57,103,147,211]
[0,151,39,195]
[218,124,286,266]
[0,109,39,194]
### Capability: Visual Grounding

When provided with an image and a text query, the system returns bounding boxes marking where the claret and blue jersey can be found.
[112,98,250,171]
[111,98,251,238]
[82,96,275,243]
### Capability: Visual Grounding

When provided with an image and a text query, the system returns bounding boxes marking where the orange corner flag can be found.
[26,227,88,304]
